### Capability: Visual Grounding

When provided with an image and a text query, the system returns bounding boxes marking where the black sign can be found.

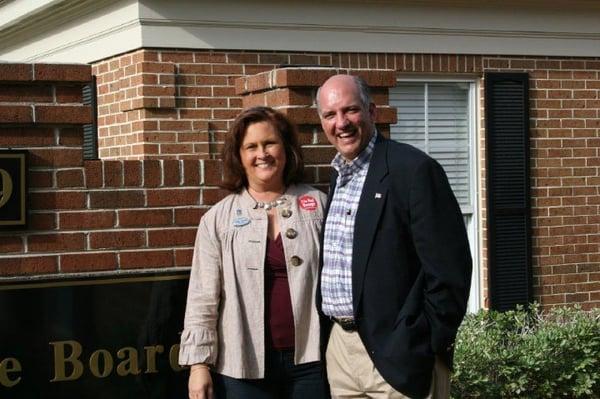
[0,272,189,398]
[0,150,27,228]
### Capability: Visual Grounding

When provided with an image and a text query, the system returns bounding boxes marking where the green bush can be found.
[451,304,600,398]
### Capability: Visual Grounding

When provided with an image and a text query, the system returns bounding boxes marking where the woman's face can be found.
[240,121,287,191]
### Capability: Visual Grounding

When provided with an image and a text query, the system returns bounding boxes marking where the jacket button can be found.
[285,228,298,239]
[290,256,303,266]
[281,209,292,218]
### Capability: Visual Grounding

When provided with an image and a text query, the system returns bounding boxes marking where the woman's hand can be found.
[188,364,213,399]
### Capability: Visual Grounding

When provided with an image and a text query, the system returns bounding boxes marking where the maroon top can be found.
[265,234,295,350]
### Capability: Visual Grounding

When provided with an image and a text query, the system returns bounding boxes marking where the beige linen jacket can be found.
[179,184,326,378]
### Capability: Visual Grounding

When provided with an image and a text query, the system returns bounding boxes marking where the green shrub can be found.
[451,304,600,398]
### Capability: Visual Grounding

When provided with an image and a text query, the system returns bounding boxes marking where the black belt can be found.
[331,317,357,331]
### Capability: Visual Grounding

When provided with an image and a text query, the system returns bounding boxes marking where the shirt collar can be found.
[331,130,377,174]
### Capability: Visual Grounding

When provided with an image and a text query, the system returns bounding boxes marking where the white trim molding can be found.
[1,0,600,63]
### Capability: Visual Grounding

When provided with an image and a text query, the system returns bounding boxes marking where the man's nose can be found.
[335,113,349,128]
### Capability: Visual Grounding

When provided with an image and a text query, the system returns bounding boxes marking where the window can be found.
[390,80,480,312]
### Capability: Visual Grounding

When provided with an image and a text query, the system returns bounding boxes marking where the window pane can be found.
[390,84,426,152]
[390,82,471,210]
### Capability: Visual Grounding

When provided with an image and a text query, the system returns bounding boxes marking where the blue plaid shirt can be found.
[321,132,377,317]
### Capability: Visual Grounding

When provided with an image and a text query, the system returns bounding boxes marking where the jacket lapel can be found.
[352,135,389,316]
[317,167,339,315]
[325,168,338,218]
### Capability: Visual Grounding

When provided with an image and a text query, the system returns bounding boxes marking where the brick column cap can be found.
[235,67,397,95]
[0,63,92,82]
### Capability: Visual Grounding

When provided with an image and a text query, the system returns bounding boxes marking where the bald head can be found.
[316,74,372,116]
[316,74,376,161]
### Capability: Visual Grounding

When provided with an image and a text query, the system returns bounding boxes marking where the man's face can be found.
[318,75,376,161]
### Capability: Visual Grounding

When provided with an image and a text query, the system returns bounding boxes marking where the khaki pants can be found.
[326,323,450,399]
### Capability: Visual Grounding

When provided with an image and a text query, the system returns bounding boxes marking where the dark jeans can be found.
[212,349,328,399]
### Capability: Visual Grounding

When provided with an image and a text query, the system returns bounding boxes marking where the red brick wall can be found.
[0,64,224,276]
[482,58,600,309]
[2,52,599,310]
[92,50,600,310]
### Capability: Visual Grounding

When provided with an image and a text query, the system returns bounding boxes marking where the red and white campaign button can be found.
[298,195,317,211]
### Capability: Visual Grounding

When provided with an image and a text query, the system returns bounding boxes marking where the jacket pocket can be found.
[385,312,433,360]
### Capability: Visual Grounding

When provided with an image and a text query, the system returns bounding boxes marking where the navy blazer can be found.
[319,134,472,398]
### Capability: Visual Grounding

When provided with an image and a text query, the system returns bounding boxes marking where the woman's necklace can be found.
[253,196,287,211]
[249,187,287,211]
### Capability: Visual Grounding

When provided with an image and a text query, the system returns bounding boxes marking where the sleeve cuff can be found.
[178,327,218,366]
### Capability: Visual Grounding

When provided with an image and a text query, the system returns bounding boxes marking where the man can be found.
[317,74,472,399]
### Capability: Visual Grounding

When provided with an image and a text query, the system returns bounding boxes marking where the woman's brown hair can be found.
[221,106,304,192]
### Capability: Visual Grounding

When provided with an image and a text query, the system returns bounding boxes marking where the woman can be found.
[179,107,328,399]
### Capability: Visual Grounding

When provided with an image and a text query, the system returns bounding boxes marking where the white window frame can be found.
[392,76,481,312]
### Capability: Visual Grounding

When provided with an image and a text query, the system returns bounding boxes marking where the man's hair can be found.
[221,106,304,192]
[316,75,372,115]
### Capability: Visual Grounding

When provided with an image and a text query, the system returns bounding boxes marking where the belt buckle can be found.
[334,317,356,331]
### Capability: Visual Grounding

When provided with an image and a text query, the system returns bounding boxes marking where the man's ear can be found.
[369,102,377,121]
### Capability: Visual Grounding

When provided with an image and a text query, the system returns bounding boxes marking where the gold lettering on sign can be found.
[0,358,22,388]
[89,349,113,378]
[50,341,84,382]
[169,344,184,372]
[0,168,13,208]
[116,347,141,376]
[143,345,164,374]
[49,340,186,383]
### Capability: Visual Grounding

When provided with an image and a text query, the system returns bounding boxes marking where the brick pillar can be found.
[235,67,397,186]
[93,50,211,160]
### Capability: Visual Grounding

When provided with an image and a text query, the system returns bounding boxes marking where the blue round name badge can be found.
[233,216,251,227]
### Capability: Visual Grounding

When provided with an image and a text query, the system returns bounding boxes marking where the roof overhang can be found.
[1,0,599,63]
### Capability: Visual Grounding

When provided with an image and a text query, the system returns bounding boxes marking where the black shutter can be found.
[82,75,98,160]
[485,72,532,311]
